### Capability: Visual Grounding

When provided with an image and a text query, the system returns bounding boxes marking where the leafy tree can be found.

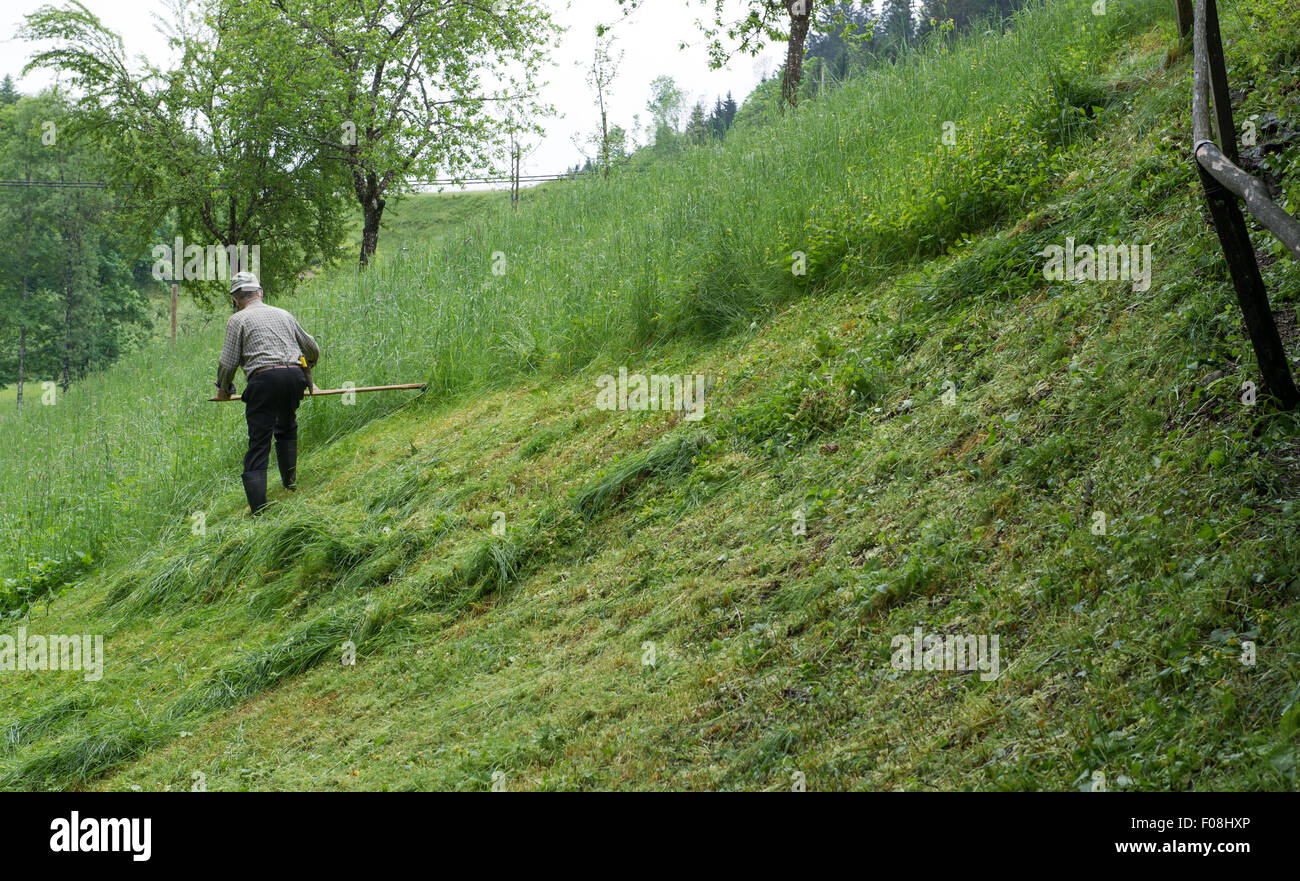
[245,0,556,266]
[646,75,686,145]
[607,125,631,164]
[684,102,710,145]
[0,92,149,398]
[619,1,818,110]
[807,1,875,76]
[708,93,739,139]
[0,95,60,401]
[880,0,917,52]
[919,0,1022,34]
[22,0,349,299]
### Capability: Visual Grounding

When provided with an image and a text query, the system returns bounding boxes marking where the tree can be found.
[0,76,18,107]
[779,0,816,108]
[880,0,917,52]
[580,31,624,178]
[646,75,686,145]
[919,0,1021,34]
[22,0,349,299]
[684,102,709,145]
[807,2,875,74]
[0,91,149,398]
[501,101,541,210]
[247,0,556,266]
[709,97,726,139]
[707,93,739,139]
[619,1,817,111]
[606,125,631,163]
[0,95,60,403]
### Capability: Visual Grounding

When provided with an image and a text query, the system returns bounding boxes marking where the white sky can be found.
[1,0,779,183]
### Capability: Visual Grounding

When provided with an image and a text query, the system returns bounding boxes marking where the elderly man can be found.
[216,272,321,515]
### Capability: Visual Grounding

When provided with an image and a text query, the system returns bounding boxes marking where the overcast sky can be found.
[1,0,779,183]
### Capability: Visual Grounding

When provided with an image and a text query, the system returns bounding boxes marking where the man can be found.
[216,272,321,515]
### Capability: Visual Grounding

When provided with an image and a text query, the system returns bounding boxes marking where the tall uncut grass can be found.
[0,0,1166,581]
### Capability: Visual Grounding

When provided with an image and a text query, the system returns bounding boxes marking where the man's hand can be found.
[309,384,324,396]
[216,389,234,402]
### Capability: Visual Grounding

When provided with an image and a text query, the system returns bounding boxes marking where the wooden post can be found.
[1190,0,1299,408]
[1174,0,1193,40]
[1197,165,1300,409]
[170,282,178,344]
[1204,0,1237,163]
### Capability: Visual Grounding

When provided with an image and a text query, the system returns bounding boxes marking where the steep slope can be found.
[3,0,1300,790]
[0,0,1160,583]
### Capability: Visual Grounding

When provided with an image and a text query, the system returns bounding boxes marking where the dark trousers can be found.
[241,367,307,512]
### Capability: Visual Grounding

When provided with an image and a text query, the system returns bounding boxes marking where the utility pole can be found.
[511,141,521,210]
[17,171,31,411]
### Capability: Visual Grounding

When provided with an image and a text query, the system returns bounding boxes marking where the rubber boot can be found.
[277,439,298,491]
[242,470,268,516]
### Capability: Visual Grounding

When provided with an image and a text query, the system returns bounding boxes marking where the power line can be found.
[0,179,108,189]
[1,166,644,191]
[411,166,648,187]
[0,174,579,190]
[412,174,577,185]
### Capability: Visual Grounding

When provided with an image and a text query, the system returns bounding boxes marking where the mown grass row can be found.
[0,404,721,788]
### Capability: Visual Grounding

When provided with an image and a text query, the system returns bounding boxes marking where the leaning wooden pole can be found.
[1203,0,1237,163]
[1196,170,1300,409]
[1191,0,1300,409]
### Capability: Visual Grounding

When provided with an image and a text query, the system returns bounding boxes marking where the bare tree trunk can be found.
[601,108,610,178]
[356,170,386,269]
[511,142,521,209]
[62,276,72,393]
[17,174,31,411]
[17,326,25,411]
[57,148,73,393]
[782,0,814,110]
[360,202,383,268]
[586,36,621,176]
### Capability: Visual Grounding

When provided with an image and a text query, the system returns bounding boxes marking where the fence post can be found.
[1203,0,1238,163]
[1174,0,1193,40]
[1196,166,1300,409]
[171,282,178,345]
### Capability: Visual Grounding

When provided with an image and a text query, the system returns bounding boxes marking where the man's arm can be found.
[294,320,320,369]
[216,316,243,397]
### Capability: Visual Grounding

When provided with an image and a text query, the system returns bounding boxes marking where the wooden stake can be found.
[1174,0,1193,40]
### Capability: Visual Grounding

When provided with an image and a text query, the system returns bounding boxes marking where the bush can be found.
[1,552,93,618]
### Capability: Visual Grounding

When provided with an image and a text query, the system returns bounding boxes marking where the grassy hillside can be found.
[0,383,34,404]
[344,190,516,257]
[3,0,1300,790]
[0,0,1161,582]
